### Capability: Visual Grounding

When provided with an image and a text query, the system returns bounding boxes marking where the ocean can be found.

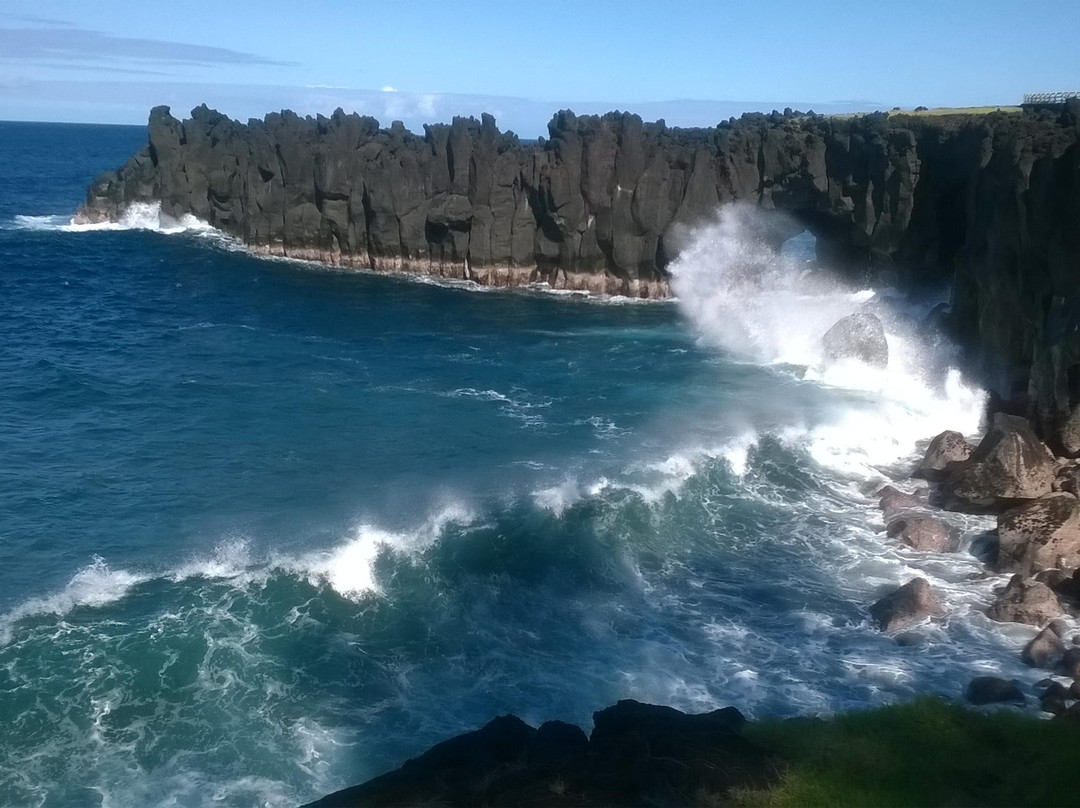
[0,120,1033,807]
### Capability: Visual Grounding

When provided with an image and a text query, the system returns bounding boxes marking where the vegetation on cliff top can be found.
[736,698,1080,807]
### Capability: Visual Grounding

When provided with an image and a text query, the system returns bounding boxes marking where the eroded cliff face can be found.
[75,105,950,296]
[77,103,1080,440]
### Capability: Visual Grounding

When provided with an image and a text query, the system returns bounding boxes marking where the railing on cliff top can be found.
[1022,91,1080,106]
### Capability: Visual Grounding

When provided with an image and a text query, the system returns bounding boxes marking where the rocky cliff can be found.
[78,103,1080,440]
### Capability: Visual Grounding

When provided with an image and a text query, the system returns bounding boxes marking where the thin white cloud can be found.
[0,23,296,68]
[380,86,397,93]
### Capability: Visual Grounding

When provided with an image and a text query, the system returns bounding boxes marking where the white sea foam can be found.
[0,503,478,645]
[12,201,216,235]
[532,476,611,515]
[0,557,149,645]
[670,204,986,478]
[284,502,476,597]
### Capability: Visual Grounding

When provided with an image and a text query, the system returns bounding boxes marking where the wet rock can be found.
[1041,692,1069,715]
[987,576,1064,626]
[1037,680,1072,701]
[1035,568,1080,600]
[965,676,1025,705]
[916,430,974,481]
[1022,624,1067,668]
[887,515,958,552]
[878,486,926,519]
[1063,647,1080,679]
[996,494,1080,575]
[822,312,888,368]
[944,413,1057,511]
[870,578,945,633]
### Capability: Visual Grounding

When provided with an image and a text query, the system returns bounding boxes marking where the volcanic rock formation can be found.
[79,102,1080,437]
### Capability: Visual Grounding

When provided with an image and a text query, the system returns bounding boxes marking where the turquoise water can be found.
[0,121,1032,807]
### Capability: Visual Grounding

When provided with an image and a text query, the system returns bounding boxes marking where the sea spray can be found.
[669,204,986,477]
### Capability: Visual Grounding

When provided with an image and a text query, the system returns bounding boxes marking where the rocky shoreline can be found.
[246,243,672,298]
[868,410,1080,716]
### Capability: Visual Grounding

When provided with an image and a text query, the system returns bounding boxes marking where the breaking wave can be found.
[2,198,1036,808]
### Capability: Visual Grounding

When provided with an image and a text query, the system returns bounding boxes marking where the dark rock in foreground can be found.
[966,676,1025,706]
[821,312,889,368]
[870,578,945,633]
[303,700,772,807]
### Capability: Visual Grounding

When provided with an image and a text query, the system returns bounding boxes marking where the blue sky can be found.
[1,0,1077,134]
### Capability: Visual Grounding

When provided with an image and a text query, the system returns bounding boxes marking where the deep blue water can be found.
[0,120,1035,807]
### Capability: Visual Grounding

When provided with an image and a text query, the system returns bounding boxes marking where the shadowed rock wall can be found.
[78,103,1080,439]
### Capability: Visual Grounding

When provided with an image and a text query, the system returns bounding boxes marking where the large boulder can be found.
[915,430,974,481]
[877,485,926,519]
[997,494,1080,575]
[1023,623,1067,668]
[943,413,1057,511]
[869,578,945,633]
[965,676,1025,705]
[987,576,1064,626]
[887,515,958,552]
[822,312,888,368]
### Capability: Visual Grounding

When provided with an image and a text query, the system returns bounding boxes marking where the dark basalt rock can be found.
[943,413,1057,511]
[303,700,772,808]
[887,514,958,552]
[965,676,1025,705]
[822,312,889,367]
[997,493,1080,576]
[987,575,1064,626]
[1023,623,1068,668]
[916,430,974,481]
[870,578,945,633]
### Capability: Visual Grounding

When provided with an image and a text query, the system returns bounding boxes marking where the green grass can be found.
[889,106,1021,117]
[734,698,1080,807]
